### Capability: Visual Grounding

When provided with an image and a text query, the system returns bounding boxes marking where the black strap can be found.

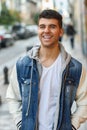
[72,125,77,130]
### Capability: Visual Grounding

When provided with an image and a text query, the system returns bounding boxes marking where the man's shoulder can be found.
[69,57,82,83]
[70,57,82,68]
[17,55,32,67]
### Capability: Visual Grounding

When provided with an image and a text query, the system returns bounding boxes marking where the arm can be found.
[6,65,22,130]
[71,67,87,129]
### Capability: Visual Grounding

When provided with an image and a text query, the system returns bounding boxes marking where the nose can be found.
[44,27,50,33]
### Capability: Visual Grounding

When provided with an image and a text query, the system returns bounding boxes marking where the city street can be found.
[0,36,39,130]
[0,36,39,75]
[0,101,17,130]
[0,35,87,130]
[0,0,87,130]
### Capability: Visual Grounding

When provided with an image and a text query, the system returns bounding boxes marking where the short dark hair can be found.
[38,9,62,28]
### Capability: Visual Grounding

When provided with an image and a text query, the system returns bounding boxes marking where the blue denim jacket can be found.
[16,56,82,130]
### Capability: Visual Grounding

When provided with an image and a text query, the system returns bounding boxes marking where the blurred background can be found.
[0,0,87,130]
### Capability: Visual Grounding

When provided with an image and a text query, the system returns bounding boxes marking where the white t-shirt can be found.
[38,53,62,130]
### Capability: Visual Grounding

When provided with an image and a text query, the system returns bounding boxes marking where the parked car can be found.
[26,25,38,36]
[11,24,31,39]
[0,27,14,48]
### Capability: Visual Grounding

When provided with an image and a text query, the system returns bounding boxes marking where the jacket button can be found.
[24,81,27,84]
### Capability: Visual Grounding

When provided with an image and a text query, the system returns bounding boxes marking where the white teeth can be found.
[44,36,51,39]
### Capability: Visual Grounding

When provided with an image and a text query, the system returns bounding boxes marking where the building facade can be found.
[5,0,42,24]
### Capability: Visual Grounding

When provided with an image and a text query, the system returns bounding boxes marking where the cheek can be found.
[55,30,62,37]
[38,31,43,40]
[54,31,60,37]
[38,30,42,36]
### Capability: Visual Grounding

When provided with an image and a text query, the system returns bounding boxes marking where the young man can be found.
[6,9,87,130]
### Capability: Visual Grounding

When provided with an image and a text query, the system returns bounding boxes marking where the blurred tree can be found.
[10,10,21,23]
[0,1,21,25]
[33,12,40,24]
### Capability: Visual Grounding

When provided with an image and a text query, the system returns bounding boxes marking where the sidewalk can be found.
[0,81,17,130]
[0,101,17,130]
[0,35,87,130]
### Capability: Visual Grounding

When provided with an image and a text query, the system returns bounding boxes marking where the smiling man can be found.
[38,18,63,47]
[6,9,87,130]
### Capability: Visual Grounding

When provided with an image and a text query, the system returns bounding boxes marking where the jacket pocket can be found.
[65,78,77,105]
[65,78,75,86]
[21,78,31,97]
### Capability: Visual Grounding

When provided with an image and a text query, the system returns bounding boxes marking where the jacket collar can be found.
[27,44,71,68]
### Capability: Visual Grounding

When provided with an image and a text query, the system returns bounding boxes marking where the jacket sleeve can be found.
[6,65,22,130]
[71,66,87,129]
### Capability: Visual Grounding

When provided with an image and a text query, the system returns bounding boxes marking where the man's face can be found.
[38,18,63,48]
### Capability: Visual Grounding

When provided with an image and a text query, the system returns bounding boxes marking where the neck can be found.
[39,44,60,67]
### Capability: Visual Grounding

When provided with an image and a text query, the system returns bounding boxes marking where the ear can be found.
[59,29,64,37]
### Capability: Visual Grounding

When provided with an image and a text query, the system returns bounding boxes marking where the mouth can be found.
[42,35,52,41]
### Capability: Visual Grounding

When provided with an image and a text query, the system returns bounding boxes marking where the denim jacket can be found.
[16,55,82,130]
[6,45,87,130]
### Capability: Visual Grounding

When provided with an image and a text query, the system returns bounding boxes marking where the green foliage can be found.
[0,2,21,25]
[33,12,40,25]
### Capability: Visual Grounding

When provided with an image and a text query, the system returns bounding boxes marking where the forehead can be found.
[38,18,59,25]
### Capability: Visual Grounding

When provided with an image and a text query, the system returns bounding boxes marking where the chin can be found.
[42,42,54,47]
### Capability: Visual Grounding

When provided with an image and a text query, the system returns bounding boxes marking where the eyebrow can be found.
[39,24,57,27]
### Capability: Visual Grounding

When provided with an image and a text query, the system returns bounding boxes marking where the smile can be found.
[43,35,52,40]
